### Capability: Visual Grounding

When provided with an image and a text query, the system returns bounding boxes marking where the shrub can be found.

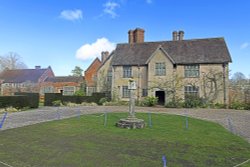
[0,108,5,114]
[91,93,106,104]
[214,103,226,109]
[142,96,158,107]
[80,102,98,106]
[52,100,63,107]
[183,95,204,108]
[63,102,78,107]
[4,106,19,113]
[165,101,184,108]
[103,101,129,106]
[99,97,108,105]
[229,101,248,110]
[74,90,85,96]
[244,103,250,110]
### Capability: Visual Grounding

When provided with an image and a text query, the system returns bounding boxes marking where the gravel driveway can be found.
[1,106,249,142]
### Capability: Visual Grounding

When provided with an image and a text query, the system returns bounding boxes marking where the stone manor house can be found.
[97,28,232,105]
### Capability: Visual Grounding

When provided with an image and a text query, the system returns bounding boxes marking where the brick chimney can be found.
[128,30,134,44]
[101,51,109,62]
[134,28,145,43]
[128,28,145,44]
[172,31,178,41]
[178,30,184,40]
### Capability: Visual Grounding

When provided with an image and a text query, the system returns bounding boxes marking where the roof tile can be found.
[111,38,232,66]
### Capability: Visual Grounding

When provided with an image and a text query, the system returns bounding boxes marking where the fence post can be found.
[228,117,234,133]
[0,112,8,129]
[184,110,188,130]
[185,115,188,130]
[104,112,107,127]
[162,155,167,167]
[148,112,152,128]
[77,109,81,119]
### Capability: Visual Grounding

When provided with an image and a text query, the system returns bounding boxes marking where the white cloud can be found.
[240,42,249,49]
[103,1,120,18]
[146,0,152,4]
[60,9,83,21]
[76,38,116,60]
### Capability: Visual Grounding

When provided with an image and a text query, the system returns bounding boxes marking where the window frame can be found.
[184,85,199,97]
[155,62,166,76]
[142,89,148,97]
[184,65,200,78]
[63,86,75,96]
[107,68,112,84]
[123,66,132,78]
[122,86,130,98]
[42,86,54,94]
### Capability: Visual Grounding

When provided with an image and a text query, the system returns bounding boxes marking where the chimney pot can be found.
[172,31,178,41]
[179,30,184,40]
[101,51,109,62]
[35,66,41,69]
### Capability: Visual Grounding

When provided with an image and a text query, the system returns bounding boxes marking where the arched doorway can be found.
[155,91,165,105]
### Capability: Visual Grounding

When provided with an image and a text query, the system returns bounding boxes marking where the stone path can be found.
[0,106,249,142]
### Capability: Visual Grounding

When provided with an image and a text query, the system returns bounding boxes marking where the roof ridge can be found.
[117,37,225,45]
[5,68,47,71]
[112,36,231,66]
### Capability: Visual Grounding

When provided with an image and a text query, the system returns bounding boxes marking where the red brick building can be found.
[84,51,110,96]
[84,57,102,95]
[0,66,54,95]
[40,76,85,95]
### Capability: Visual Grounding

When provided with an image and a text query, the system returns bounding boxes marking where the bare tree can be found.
[231,72,246,83]
[149,74,185,104]
[0,52,27,71]
[200,69,224,103]
[230,72,250,104]
[149,68,225,105]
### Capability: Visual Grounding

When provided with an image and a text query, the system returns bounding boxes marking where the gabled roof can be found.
[0,68,49,83]
[97,51,114,71]
[145,45,176,64]
[85,57,101,72]
[45,76,84,83]
[111,38,232,66]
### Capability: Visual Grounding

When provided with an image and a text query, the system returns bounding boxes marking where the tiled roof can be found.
[111,38,232,66]
[85,58,101,72]
[0,68,48,83]
[45,76,84,83]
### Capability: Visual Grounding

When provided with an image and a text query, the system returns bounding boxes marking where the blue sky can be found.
[0,0,249,77]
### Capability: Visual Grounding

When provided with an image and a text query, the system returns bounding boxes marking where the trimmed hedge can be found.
[14,92,39,108]
[0,96,30,109]
[44,93,63,106]
[44,93,106,106]
[92,93,106,104]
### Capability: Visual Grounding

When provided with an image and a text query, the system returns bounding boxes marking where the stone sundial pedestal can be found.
[116,79,145,129]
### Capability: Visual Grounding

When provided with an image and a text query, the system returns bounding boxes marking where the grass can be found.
[0,113,249,167]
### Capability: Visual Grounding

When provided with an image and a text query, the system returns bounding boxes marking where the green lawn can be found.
[0,113,249,167]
